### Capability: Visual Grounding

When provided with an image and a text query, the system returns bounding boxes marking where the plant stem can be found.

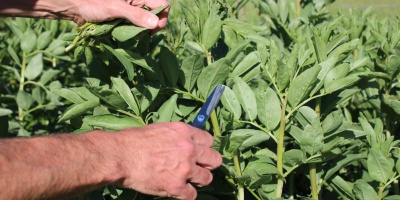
[276,90,288,198]
[171,88,204,102]
[210,111,222,137]
[234,151,244,200]
[247,187,262,200]
[310,97,321,200]
[116,109,146,125]
[378,183,385,200]
[18,52,27,121]
[297,0,301,18]
[310,164,318,200]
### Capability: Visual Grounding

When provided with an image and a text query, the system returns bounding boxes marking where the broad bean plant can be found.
[2,0,400,199]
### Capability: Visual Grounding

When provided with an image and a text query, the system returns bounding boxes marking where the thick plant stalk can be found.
[234,151,244,200]
[18,52,27,121]
[378,183,385,200]
[276,91,288,198]
[310,164,318,200]
[310,98,322,200]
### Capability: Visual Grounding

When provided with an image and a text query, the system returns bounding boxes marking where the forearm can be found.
[0,0,76,20]
[0,131,123,200]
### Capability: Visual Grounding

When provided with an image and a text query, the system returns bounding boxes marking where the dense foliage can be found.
[2,0,400,199]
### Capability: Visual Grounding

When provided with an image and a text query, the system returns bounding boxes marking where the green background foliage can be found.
[2,0,400,200]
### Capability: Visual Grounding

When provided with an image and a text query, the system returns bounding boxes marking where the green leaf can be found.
[225,130,254,154]
[221,87,242,120]
[288,65,321,107]
[230,51,260,78]
[283,149,306,168]
[222,25,242,49]
[352,179,378,200]
[223,18,267,37]
[32,87,45,105]
[87,86,127,110]
[202,10,222,50]
[226,40,251,64]
[324,153,367,180]
[0,108,12,116]
[180,55,204,91]
[242,159,279,189]
[159,47,180,86]
[330,175,355,199]
[16,90,34,110]
[84,47,93,64]
[299,120,324,155]
[150,4,169,15]
[111,25,147,42]
[277,44,299,91]
[139,83,160,113]
[53,88,85,104]
[387,55,400,79]
[197,58,229,98]
[59,100,100,122]
[328,39,359,60]
[36,31,52,50]
[233,77,257,121]
[21,28,37,53]
[311,57,338,95]
[114,49,153,72]
[323,63,350,88]
[180,3,200,39]
[295,106,318,128]
[7,45,21,65]
[111,77,140,115]
[367,147,394,183]
[39,69,60,85]
[70,87,99,101]
[240,130,270,151]
[322,110,343,134]
[256,81,281,130]
[103,44,135,80]
[154,94,178,122]
[325,77,360,94]
[83,115,144,130]
[396,158,400,174]
[25,53,43,80]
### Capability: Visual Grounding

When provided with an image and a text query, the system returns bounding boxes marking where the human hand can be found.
[68,0,169,29]
[113,122,222,200]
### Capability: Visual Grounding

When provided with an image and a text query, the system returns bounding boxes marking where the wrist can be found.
[83,130,126,186]
[0,0,77,21]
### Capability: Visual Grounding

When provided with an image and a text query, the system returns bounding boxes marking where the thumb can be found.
[113,2,159,29]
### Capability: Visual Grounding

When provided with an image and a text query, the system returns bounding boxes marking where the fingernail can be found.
[146,16,159,29]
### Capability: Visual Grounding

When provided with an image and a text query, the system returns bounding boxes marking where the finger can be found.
[143,0,170,10]
[195,145,223,170]
[190,129,214,147]
[113,1,159,29]
[171,183,197,200]
[187,166,213,187]
[144,0,170,28]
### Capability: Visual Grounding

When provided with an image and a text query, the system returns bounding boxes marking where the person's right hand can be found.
[112,122,222,200]
[68,0,170,30]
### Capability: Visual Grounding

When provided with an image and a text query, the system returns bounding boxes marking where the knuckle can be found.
[178,140,196,156]
[177,162,192,178]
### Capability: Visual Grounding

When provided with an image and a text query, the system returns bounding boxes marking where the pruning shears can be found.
[190,84,225,129]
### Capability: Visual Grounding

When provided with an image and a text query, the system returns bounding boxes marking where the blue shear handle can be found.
[191,85,225,129]
[191,114,206,128]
